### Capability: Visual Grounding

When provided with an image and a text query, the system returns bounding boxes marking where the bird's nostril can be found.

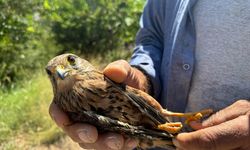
[45,68,52,76]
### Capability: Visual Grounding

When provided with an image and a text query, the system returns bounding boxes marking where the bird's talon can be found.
[157,122,183,134]
[185,112,203,124]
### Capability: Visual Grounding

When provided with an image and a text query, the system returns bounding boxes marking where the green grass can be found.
[0,72,62,149]
[0,49,132,149]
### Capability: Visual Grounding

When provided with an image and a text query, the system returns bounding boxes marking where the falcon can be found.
[46,53,212,149]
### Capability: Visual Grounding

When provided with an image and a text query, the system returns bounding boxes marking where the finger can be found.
[103,60,131,83]
[104,133,124,150]
[190,100,250,129]
[174,115,250,150]
[122,138,138,150]
[189,121,204,130]
[49,102,72,127]
[79,132,125,150]
[103,60,148,91]
[63,123,98,143]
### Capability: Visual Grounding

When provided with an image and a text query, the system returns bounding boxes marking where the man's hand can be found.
[49,60,148,150]
[173,100,250,150]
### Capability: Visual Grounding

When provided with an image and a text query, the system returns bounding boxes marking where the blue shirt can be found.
[130,0,197,112]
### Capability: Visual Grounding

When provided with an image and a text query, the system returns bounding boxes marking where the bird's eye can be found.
[45,68,52,76]
[67,55,76,65]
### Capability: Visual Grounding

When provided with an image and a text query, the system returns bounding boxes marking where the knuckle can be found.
[235,100,250,107]
[205,112,221,126]
[235,116,249,130]
[234,100,250,113]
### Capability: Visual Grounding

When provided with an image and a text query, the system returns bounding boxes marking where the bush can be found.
[48,0,144,53]
[0,0,144,88]
[0,0,60,88]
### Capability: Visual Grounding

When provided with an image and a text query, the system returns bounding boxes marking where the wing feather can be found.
[77,70,169,125]
[104,76,169,125]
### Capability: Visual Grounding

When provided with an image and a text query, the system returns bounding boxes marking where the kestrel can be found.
[46,53,212,149]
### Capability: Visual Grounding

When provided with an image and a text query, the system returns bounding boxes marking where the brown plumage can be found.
[46,53,212,149]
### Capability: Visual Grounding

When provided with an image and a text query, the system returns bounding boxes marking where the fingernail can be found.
[106,136,123,150]
[78,129,96,143]
[172,138,181,147]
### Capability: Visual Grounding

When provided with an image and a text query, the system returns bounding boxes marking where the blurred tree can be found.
[0,0,60,88]
[0,0,144,88]
[46,0,144,53]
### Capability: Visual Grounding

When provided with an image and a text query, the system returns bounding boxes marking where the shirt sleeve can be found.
[130,0,165,99]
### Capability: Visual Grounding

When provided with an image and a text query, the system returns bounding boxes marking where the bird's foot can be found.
[184,112,202,124]
[157,122,183,134]
[161,108,213,127]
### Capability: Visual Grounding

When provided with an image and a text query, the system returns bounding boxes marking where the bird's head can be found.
[45,53,95,93]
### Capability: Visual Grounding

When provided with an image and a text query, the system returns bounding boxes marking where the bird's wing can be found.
[104,76,169,125]
[78,70,169,125]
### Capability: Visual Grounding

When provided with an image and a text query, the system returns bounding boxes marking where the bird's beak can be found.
[56,65,69,80]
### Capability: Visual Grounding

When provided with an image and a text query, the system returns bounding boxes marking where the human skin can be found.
[173,100,250,150]
[49,60,250,150]
[49,60,148,150]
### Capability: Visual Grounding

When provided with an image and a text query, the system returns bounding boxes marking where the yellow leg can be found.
[161,109,213,125]
[184,112,202,124]
[157,122,183,134]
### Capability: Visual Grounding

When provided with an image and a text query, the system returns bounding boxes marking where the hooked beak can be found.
[56,65,70,80]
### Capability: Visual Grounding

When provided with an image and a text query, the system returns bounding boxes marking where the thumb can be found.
[103,60,131,83]
[103,60,148,91]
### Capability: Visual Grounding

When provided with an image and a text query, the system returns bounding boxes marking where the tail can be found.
[68,111,175,149]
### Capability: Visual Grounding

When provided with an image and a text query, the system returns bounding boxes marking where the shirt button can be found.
[183,63,190,70]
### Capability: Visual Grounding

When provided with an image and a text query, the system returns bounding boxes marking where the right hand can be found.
[49,60,149,150]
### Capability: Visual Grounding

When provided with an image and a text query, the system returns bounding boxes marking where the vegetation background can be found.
[0,0,144,149]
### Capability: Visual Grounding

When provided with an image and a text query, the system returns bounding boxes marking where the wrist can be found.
[130,66,153,94]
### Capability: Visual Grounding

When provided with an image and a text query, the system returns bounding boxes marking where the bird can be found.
[45,53,213,149]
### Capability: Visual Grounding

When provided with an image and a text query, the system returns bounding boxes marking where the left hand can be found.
[173,100,250,150]
[49,60,146,150]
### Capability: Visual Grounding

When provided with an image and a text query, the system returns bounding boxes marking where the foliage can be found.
[0,72,60,145]
[0,0,60,88]
[0,0,144,87]
[46,0,144,53]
